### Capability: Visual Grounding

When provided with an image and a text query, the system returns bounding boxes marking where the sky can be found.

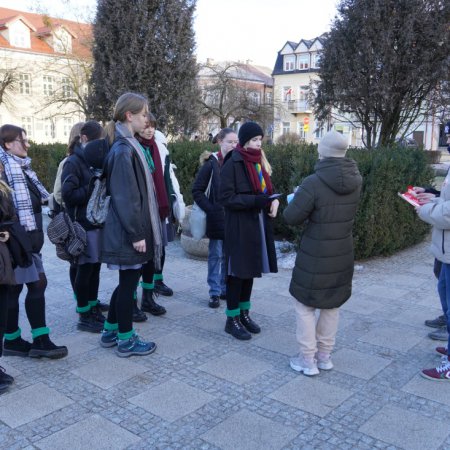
[0,0,339,68]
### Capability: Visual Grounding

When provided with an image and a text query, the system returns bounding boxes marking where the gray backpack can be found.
[86,176,110,226]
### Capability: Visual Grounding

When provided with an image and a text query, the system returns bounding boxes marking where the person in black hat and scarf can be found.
[219,122,278,340]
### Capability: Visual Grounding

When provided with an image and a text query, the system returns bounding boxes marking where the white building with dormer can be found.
[0,7,92,143]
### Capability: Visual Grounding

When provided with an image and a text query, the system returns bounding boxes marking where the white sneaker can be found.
[316,352,333,370]
[289,355,319,376]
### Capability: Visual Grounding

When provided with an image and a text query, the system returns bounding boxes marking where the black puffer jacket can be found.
[192,152,224,240]
[283,157,362,309]
[100,136,154,266]
[61,145,96,231]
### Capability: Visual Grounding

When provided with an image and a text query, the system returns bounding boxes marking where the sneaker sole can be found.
[317,362,334,370]
[154,289,173,297]
[289,361,319,376]
[100,340,117,348]
[116,343,157,357]
[2,349,30,357]
[420,371,450,381]
[29,348,68,359]
[428,333,449,341]
[224,328,252,340]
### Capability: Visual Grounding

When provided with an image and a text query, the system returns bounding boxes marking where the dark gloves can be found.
[254,194,270,209]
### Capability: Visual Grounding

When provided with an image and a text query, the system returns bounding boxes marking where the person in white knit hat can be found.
[283,129,362,375]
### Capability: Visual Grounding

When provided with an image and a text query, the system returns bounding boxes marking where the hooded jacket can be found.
[283,157,362,308]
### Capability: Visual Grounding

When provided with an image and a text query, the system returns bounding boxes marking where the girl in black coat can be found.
[61,121,106,333]
[192,128,237,308]
[220,122,278,340]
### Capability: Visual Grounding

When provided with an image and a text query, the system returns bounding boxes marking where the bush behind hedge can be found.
[29,140,434,260]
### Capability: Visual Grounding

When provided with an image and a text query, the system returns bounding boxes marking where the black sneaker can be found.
[425,315,447,328]
[29,335,68,359]
[77,312,104,333]
[154,280,173,297]
[209,296,220,308]
[0,366,14,384]
[3,336,32,357]
[97,300,109,312]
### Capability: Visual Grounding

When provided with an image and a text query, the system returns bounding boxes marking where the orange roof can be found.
[0,7,92,59]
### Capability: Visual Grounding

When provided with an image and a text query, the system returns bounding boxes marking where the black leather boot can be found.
[240,310,261,334]
[141,290,166,316]
[3,336,32,357]
[154,280,173,297]
[133,299,148,322]
[29,334,68,359]
[225,316,251,340]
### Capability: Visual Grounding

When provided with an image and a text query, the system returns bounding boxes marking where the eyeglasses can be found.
[14,138,29,145]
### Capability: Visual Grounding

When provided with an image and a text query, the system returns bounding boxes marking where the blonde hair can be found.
[261,149,272,175]
[104,93,149,146]
[68,122,85,147]
[0,180,11,197]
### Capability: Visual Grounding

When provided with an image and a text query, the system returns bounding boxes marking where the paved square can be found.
[35,414,140,449]
[199,351,272,384]
[358,326,424,351]
[402,375,450,406]
[155,332,209,359]
[269,375,353,417]
[253,330,299,356]
[332,348,392,379]
[70,355,149,389]
[129,379,215,422]
[361,285,409,300]
[0,383,73,428]
[359,405,450,450]
[202,409,298,450]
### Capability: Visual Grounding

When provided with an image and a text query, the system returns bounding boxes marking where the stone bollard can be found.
[180,205,209,259]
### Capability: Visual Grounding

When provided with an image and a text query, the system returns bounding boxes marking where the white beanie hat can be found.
[318,130,348,158]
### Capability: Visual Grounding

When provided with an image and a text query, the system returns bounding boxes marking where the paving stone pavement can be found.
[1,223,450,449]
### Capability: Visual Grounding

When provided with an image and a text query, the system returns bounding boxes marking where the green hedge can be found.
[29,140,434,260]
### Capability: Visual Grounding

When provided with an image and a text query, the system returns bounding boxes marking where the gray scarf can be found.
[115,122,162,270]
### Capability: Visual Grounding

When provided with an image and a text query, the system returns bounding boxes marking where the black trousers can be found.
[226,276,253,311]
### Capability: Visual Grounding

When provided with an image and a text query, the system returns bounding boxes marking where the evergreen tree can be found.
[89,0,199,135]
[314,0,450,148]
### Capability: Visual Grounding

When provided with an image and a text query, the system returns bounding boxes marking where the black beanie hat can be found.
[238,122,264,146]
[84,138,109,170]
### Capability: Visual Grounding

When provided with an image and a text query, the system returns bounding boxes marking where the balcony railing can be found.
[285,100,312,113]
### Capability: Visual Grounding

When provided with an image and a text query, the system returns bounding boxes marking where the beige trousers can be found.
[293,299,340,359]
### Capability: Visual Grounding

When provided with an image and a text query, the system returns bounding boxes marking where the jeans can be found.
[207,239,226,297]
[437,262,450,351]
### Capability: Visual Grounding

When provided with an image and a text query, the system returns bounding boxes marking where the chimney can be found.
[206,58,214,66]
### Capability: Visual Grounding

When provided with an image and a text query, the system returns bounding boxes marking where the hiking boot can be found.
[425,315,447,328]
[0,366,14,384]
[436,346,448,356]
[77,312,104,333]
[154,280,173,297]
[240,310,261,334]
[141,290,166,316]
[29,335,68,359]
[91,305,106,323]
[132,300,148,322]
[100,330,118,348]
[116,334,157,357]
[290,355,320,376]
[3,336,32,357]
[428,326,449,341]
[208,296,220,308]
[316,352,334,370]
[97,300,109,312]
[421,358,450,381]
[225,316,251,340]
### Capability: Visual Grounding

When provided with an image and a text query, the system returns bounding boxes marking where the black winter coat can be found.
[283,157,362,309]
[219,150,277,279]
[24,175,44,253]
[192,152,224,240]
[101,137,154,266]
[61,145,97,231]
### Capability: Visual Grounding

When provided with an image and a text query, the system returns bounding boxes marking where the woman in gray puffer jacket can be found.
[284,130,362,376]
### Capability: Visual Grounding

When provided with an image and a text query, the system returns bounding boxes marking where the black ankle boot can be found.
[240,310,261,334]
[77,311,104,333]
[133,299,148,322]
[91,305,106,323]
[154,280,173,297]
[3,336,32,357]
[141,290,166,316]
[29,334,68,359]
[225,316,251,340]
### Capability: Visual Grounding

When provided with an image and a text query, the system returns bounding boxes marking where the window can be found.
[282,122,291,134]
[11,30,27,48]
[43,76,54,96]
[44,119,54,139]
[297,54,309,70]
[19,73,31,95]
[21,117,32,137]
[266,92,273,103]
[315,127,324,139]
[283,87,292,102]
[249,92,260,106]
[61,77,73,98]
[63,118,73,137]
[297,123,307,139]
[312,53,321,68]
[284,55,295,71]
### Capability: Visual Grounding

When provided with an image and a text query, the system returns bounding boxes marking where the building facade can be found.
[0,7,91,144]
[272,35,446,149]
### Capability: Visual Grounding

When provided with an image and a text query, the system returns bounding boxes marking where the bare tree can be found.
[0,69,18,109]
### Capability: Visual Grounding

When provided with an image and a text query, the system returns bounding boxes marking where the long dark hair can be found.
[0,124,26,148]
